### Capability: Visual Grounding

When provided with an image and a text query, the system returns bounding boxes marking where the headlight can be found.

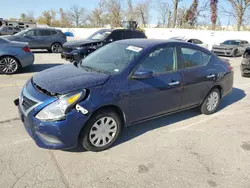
[36,91,85,121]
[75,46,85,50]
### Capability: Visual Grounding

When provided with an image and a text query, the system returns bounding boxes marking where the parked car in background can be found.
[241,47,250,77]
[212,40,249,57]
[169,36,209,49]
[1,28,67,53]
[61,28,147,62]
[0,26,21,35]
[0,38,34,74]
[15,39,233,151]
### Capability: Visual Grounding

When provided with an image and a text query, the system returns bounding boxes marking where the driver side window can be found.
[139,47,176,74]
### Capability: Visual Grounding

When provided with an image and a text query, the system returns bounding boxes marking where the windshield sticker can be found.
[126,46,142,52]
[114,69,120,72]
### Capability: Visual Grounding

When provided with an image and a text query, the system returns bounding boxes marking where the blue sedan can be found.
[15,39,234,151]
[0,38,34,74]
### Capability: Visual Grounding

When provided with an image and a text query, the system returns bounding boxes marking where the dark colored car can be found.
[0,26,21,35]
[212,40,249,57]
[0,38,34,74]
[241,47,250,77]
[15,39,234,152]
[61,29,147,62]
[1,28,67,53]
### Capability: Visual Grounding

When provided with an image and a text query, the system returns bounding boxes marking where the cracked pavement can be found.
[0,51,250,188]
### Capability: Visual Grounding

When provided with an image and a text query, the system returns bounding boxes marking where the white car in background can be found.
[169,36,209,49]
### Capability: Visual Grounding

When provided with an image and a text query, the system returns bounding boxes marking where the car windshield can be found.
[87,30,112,40]
[80,43,143,75]
[222,40,240,45]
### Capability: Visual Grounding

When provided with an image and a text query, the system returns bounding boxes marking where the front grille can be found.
[21,95,37,112]
[63,47,73,53]
[213,48,225,50]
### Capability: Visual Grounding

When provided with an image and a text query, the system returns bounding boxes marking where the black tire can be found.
[80,110,122,152]
[200,88,220,115]
[241,72,246,77]
[0,56,20,74]
[233,49,238,57]
[50,43,62,53]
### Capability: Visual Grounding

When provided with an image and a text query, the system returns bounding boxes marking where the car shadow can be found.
[65,87,245,153]
[18,63,63,74]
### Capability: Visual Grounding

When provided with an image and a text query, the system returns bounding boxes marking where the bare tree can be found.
[210,0,218,30]
[37,10,57,26]
[26,11,35,21]
[173,0,182,27]
[20,13,27,21]
[155,0,170,27]
[88,1,106,27]
[68,5,87,27]
[223,0,250,31]
[59,8,71,27]
[184,0,198,26]
[126,0,137,21]
[103,0,123,27]
[135,0,151,27]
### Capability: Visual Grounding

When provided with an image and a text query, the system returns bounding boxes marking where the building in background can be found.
[0,18,36,29]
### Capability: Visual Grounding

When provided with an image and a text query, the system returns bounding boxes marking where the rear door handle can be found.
[169,81,180,86]
[207,74,215,78]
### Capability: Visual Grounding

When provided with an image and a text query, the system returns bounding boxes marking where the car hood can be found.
[1,35,18,41]
[32,64,110,95]
[63,39,102,48]
[213,44,238,49]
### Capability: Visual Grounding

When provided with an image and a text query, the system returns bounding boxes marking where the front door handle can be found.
[207,74,215,78]
[169,81,180,86]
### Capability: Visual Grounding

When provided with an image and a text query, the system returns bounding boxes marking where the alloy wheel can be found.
[0,57,19,74]
[206,91,219,112]
[89,117,118,147]
[51,43,62,53]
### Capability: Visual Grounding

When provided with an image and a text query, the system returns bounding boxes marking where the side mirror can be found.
[132,68,153,79]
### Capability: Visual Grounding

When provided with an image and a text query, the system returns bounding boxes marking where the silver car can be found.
[212,40,249,57]
[0,26,21,35]
[2,28,67,53]
[0,38,34,74]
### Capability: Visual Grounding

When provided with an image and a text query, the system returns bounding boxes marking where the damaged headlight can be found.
[36,90,86,121]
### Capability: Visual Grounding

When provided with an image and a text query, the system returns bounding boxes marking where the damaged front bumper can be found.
[14,81,90,150]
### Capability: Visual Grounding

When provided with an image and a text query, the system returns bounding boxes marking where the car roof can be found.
[116,39,188,48]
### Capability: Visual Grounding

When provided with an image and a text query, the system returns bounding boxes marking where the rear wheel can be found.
[50,43,62,53]
[0,56,20,74]
[80,110,122,152]
[200,88,220,115]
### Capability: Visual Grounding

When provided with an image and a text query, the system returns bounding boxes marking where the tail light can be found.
[22,46,31,53]
[221,59,233,71]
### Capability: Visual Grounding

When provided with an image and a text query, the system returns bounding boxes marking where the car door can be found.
[36,29,53,48]
[177,45,216,108]
[21,29,40,48]
[128,45,182,123]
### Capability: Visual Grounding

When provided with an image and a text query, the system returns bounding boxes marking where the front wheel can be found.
[80,110,122,152]
[0,56,20,74]
[233,49,238,57]
[200,88,220,115]
[50,43,62,53]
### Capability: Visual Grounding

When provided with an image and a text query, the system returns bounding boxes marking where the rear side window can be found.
[193,39,202,44]
[122,30,132,39]
[132,31,147,38]
[40,30,52,36]
[51,30,58,35]
[179,47,211,69]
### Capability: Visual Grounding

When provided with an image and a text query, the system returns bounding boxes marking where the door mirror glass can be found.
[132,68,153,79]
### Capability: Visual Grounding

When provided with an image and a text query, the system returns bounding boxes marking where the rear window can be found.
[133,31,146,38]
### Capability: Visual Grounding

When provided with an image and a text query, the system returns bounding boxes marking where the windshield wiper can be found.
[81,65,101,73]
